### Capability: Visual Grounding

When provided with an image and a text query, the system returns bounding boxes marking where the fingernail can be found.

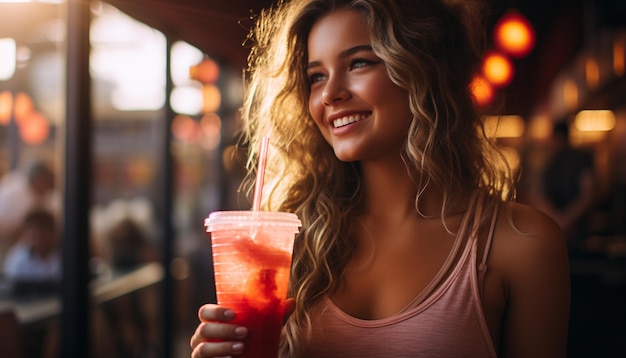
[232,342,244,352]
[235,326,248,338]
[224,310,235,320]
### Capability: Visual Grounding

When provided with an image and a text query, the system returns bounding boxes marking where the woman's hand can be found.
[190,304,248,358]
[190,299,295,357]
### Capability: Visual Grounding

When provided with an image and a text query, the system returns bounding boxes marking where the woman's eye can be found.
[350,58,377,70]
[307,72,326,84]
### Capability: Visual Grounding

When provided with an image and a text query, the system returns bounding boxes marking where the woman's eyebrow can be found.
[306,44,373,70]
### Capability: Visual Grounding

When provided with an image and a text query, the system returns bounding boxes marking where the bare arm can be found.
[497,203,571,358]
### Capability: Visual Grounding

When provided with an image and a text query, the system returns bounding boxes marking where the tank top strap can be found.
[477,200,499,294]
[445,189,484,271]
[469,191,486,240]
[398,190,481,313]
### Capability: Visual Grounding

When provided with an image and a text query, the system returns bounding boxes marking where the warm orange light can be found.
[563,79,578,111]
[586,58,600,89]
[527,115,552,141]
[19,111,49,145]
[470,75,494,107]
[484,115,525,138]
[190,58,220,84]
[200,112,222,150]
[14,91,33,123]
[0,91,12,125]
[574,110,616,132]
[614,38,624,77]
[200,112,221,137]
[202,84,221,113]
[171,114,199,142]
[493,11,536,58]
[125,158,154,185]
[482,52,514,87]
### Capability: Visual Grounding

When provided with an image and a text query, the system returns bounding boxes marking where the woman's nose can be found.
[321,76,350,105]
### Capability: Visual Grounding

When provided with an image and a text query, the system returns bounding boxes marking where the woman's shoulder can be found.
[490,201,569,278]
[498,201,563,238]
[485,201,570,357]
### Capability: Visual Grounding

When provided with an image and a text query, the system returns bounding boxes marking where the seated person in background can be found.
[3,209,61,282]
[107,217,158,272]
[0,160,59,241]
[0,160,60,269]
[102,217,160,356]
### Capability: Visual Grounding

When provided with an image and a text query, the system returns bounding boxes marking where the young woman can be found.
[190,0,570,356]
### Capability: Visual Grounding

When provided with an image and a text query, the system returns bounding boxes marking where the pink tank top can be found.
[298,194,499,357]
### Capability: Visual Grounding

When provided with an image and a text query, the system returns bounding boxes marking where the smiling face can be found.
[306,9,412,163]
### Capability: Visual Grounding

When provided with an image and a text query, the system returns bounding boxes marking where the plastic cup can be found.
[205,211,301,358]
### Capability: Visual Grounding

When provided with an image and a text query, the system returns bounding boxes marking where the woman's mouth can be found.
[332,113,369,128]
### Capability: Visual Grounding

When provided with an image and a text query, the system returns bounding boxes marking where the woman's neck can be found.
[359,158,468,224]
[360,159,420,224]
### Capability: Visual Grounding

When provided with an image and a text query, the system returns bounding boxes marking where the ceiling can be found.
[106,0,274,70]
[2,0,623,116]
[104,0,586,116]
[107,0,564,72]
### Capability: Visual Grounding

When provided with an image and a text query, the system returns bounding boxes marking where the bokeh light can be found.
[470,75,494,107]
[0,38,16,80]
[190,58,219,84]
[482,52,514,87]
[0,91,13,124]
[171,114,199,142]
[14,91,34,122]
[493,11,536,58]
[574,110,616,132]
[202,84,221,113]
[19,111,50,145]
[200,112,222,150]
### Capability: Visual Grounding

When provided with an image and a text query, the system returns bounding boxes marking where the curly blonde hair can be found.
[239,0,514,355]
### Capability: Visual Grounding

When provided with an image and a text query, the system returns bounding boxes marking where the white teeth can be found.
[333,114,364,128]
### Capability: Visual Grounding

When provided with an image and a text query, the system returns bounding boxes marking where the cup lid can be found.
[204,210,301,232]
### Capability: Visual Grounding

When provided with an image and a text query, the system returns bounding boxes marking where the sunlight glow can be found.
[0,0,64,2]
[170,85,203,115]
[171,41,204,86]
[0,38,17,80]
[90,4,166,111]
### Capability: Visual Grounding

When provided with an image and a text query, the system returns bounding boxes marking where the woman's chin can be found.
[333,149,360,163]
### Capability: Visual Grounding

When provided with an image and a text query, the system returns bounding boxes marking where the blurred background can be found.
[0,0,624,357]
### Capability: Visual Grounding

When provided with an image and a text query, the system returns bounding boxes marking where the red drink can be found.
[206,211,300,358]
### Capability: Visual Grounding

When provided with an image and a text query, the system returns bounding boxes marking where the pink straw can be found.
[252,135,270,211]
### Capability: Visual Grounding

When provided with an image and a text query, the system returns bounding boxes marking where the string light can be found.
[482,51,514,87]
[493,10,536,59]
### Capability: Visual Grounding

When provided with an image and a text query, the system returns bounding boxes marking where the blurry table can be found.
[0,262,164,325]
